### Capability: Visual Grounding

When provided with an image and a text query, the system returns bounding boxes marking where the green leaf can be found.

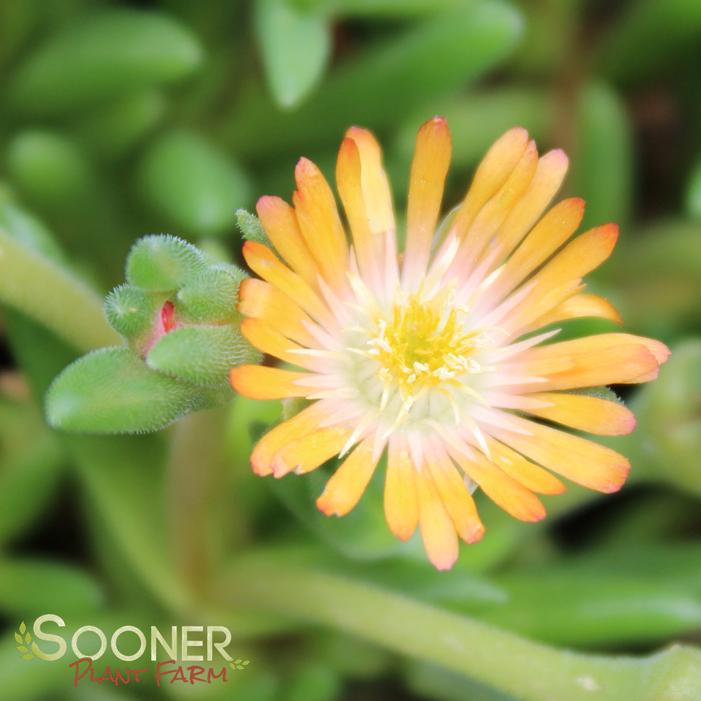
[0,559,104,617]
[147,325,261,386]
[46,347,200,434]
[74,89,168,161]
[0,230,119,352]
[685,156,701,220]
[177,265,246,323]
[6,130,97,215]
[104,284,159,339]
[599,0,701,84]
[126,234,205,292]
[0,429,64,547]
[226,1,523,158]
[8,9,202,116]
[138,129,252,237]
[572,82,633,230]
[0,188,65,262]
[255,0,331,108]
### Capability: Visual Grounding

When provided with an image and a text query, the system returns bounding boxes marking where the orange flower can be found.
[230,118,669,570]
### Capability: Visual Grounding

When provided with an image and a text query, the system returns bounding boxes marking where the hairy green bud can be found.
[177,265,246,323]
[147,325,261,386]
[126,234,205,291]
[104,284,157,338]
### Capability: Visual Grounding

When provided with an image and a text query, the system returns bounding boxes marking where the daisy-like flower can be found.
[230,119,669,570]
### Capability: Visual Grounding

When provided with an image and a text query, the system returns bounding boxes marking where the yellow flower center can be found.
[368,295,479,399]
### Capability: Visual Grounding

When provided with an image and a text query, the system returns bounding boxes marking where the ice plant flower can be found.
[230,119,670,570]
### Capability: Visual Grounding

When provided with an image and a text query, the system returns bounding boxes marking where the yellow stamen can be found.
[368,295,479,398]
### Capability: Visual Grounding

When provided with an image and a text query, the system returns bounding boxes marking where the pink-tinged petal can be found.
[524,391,637,436]
[491,416,630,493]
[256,196,318,285]
[317,435,382,516]
[229,365,313,401]
[403,116,452,285]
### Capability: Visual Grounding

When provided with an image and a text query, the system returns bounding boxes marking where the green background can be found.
[1,1,701,699]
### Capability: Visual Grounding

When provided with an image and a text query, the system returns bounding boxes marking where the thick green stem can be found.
[0,229,119,351]
[220,556,701,701]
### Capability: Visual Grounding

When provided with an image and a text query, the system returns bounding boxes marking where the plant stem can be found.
[0,230,119,351]
[221,556,701,701]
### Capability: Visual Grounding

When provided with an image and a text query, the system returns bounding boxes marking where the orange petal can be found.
[514,333,668,391]
[251,402,328,476]
[240,318,318,370]
[532,292,622,328]
[336,137,377,283]
[317,435,380,516]
[256,196,318,285]
[238,278,318,347]
[416,467,459,571]
[525,391,636,436]
[496,149,570,258]
[427,448,485,545]
[486,437,565,495]
[384,435,419,540]
[449,447,545,522]
[504,224,619,333]
[294,158,349,291]
[229,365,312,401]
[495,197,584,299]
[403,117,452,282]
[344,127,395,239]
[457,140,538,262]
[493,417,630,493]
[271,425,351,478]
[450,127,530,240]
[242,240,335,329]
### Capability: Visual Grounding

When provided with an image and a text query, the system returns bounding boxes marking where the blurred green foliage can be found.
[0,1,700,700]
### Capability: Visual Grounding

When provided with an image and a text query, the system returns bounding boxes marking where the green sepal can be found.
[46,346,203,434]
[236,208,270,245]
[126,234,205,291]
[177,265,246,323]
[104,284,159,338]
[146,325,261,386]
